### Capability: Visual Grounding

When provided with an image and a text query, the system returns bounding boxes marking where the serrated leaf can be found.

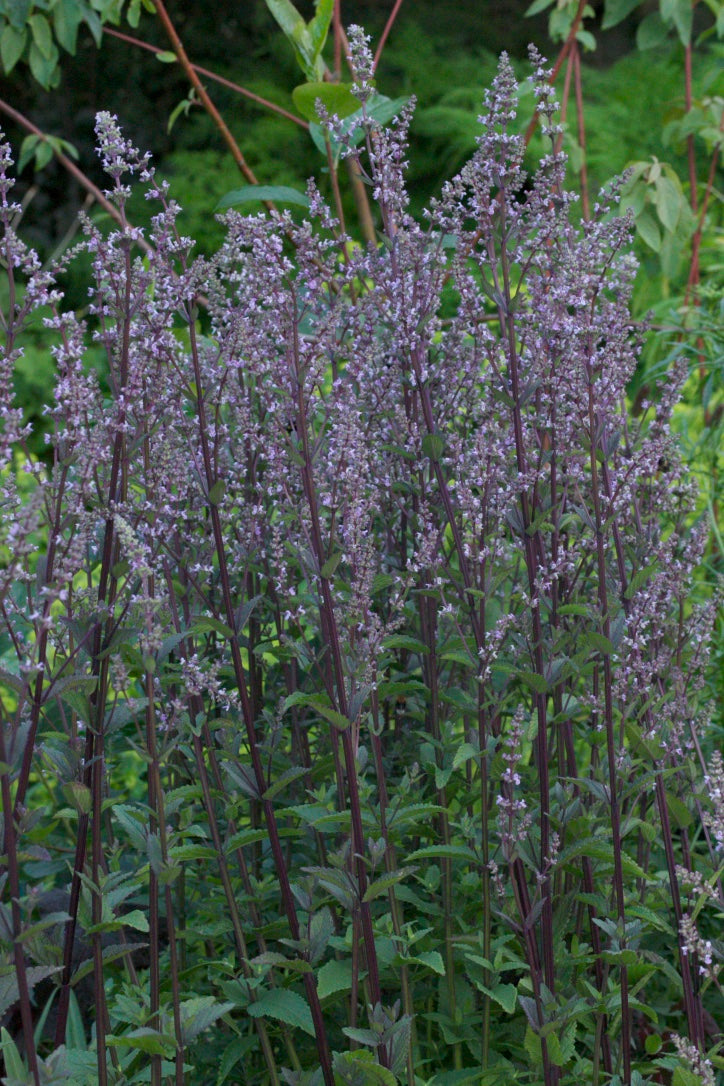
[333,1051,397,1086]
[479,982,517,1014]
[320,551,342,578]
[362,867,415,903]
[452,742,478,770]
[313,701,351,730]
[208,478,225,505]
[263,765,309,801]
[190,616,235,639]
[406,949,445,975]
[517,669,548,694]
[106,1026,173,1054]
[215,185,311,211]
[422,432,445,462]
[317,957,352,999]
[381,634,429,654]
[407,844,478,864]
[180,996,235,1043]
[248,988,315,1036]
[582,631,615,656]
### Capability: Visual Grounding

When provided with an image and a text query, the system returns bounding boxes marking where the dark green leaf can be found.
[316,957,352,999]
[636,11,669,49]
[28,13,53,59]
[180,997,235,1043]
[422,432,445,462]
[602,0,642,29]
[0,25,26,72]
[248,988,315,1036]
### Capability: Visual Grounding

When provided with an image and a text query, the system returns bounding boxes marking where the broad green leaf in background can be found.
[0,23,25,71]
[264,0,333,81]
[215,184,311,211]
[308,94,410,164]
[602,0,642,29]
[292,80,359,122]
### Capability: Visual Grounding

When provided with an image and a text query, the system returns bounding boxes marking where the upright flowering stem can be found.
[586,383,631,1081]
[185,317,335,1084]
[287,316,386,1031]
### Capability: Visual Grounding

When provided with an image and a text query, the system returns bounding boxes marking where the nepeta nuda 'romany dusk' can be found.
[0,39,719,1086]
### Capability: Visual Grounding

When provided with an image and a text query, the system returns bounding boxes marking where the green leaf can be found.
[317,957,352,999]
[602,0,642,28]
[292,81,359,122]
[452,742,478,770]
[262,764,309,801]
[585,631,615,655]
[525,0,555,13]
[421,432,445,462]
[479,982,517,1014]
[334,1050,398,1086]
[248,988,315,1036]
[18,134,41,173]
[635,207,662,251]
[311,700,351,730]
[0,1028,26,1078]
[156,49,177,62]
[215,185,311,212]
[406,949,445,975]
[29,14,53,59]
[190,615,235,638]
[83,6,103,47]
[180,997,235,1043]
[362,867,416,903]
[0,25,26,72]
[28,39,59,88]
[381,634,429,655]
[654,176,681,232]
[662,0,692,44]
[517,669,548,694]
[636,10,669,48]
[264,0,324,80]
[5,1,31,31]
[106,1027,174,1055]
[320,551,343,578]
[407,844,478,864]
[208,478,225,505]
[307,0,334,60]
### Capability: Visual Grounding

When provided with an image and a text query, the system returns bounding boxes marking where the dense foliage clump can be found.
[0,29,721,1086]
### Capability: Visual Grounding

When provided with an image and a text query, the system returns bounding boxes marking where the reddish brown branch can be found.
[0,97,153,254]
[374,0,406,68]
[103,26,308,130]
[151,0,258,186]
[524,0,589,149]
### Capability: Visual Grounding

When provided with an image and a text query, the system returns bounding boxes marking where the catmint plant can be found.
[0,30,720,1086]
